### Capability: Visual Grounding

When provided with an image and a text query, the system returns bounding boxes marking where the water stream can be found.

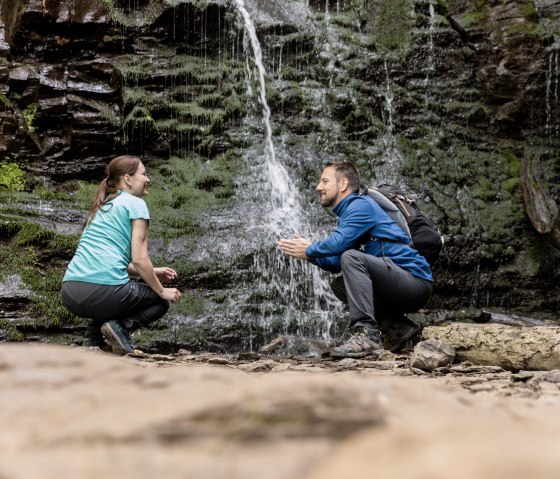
[545,46,559,140]
[233,0,341,340]
[424,2,436,108]
[374,59,404,184]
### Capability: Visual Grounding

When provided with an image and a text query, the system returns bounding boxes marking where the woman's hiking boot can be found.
[82,324,106,349]
[100,320,134,355]
[330,328,384,359]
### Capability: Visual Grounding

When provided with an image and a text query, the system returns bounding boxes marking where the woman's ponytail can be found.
[82,155,140,229]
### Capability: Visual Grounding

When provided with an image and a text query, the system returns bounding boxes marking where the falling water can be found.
[383,60,395,134]
[233,0,341,339]
[424,2,436,107]
[374,59,404,183]
[234,0,302,231]
[545,47,559,139]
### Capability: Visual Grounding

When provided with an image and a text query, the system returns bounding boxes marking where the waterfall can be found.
[545,47,559,140]
[383,60,395,134]
[233,0,341,340]
[424,2,436,107]
[234,0,303,232]
[375,59,403,184]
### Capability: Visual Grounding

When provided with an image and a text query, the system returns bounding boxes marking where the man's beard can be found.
[319,195,336,208]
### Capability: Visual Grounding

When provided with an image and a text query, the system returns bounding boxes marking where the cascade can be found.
[545,46,559,140]
[233,0,341,340]
[374,59,403,184]
[424,2,436,107]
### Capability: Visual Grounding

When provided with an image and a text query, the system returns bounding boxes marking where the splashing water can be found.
[233,0,341,339]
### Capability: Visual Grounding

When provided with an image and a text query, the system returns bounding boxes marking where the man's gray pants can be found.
[330,250,432,333]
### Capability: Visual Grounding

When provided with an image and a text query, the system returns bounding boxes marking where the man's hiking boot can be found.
[330,329,384,359]
[379,314,423,353]
[100,320,134,355]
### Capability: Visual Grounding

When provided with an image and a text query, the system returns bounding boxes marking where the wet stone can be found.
[528,370,560,386]
[238,352,261,361]
[238,360,277,373]
[336,358,360,369]
[207,356,232,365]
[361,360,406,370]
[409,339,455,372]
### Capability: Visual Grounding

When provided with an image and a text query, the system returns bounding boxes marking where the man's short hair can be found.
[325,162,360,193]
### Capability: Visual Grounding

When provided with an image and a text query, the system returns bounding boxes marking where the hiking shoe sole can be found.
[100,321,133,355]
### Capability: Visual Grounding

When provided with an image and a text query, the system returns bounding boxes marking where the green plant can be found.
[23,104,37,132]
[0,161,26,191]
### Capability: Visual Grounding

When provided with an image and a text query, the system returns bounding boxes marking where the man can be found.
[278,162,433,359]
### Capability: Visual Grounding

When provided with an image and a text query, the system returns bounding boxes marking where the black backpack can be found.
[363,184,443,265]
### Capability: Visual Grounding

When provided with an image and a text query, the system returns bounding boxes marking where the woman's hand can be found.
[161,287,181,303]
[155,267,178,283]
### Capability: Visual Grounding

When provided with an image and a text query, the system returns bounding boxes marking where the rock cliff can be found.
[0,0,558,350]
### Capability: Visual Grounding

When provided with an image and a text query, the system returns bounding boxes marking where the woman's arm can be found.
[130,219,181,303]
[127,264,177,282]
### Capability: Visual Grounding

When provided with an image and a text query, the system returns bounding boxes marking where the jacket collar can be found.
[333,193,358,217]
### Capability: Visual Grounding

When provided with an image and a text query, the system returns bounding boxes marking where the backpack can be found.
[363,184,444,265]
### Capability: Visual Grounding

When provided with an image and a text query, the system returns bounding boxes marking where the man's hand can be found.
[277,234,311,260]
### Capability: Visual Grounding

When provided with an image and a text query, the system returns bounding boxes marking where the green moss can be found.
[22,104,37,132]
[122,87,162,107]
[0,320,23,341]
[519,1,538,18]
[501,177,521,195]
[113,54,151,81]
[170,291,206,317]
[115,53,244,145]
[373,0,415,52]
[122,106,155,128]
[0,93,10,107]
[146,153,238,239]
[456,0,487,27]
[472,178,497,201]
[0,216,81,328]
[505,22,548,39]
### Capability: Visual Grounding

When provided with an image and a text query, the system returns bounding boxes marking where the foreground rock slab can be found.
[423,323,560,370]
[1,344,560,479]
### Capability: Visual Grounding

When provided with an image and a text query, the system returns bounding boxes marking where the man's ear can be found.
[340,177,349,192]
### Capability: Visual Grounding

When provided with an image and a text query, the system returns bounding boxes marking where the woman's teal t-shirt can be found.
[63,190,150,285]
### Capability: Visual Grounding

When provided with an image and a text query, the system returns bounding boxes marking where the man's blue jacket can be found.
[304,193,433,282]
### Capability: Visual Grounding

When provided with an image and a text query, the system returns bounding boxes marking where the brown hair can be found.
[324,162,361,194]
[83,155,141,228]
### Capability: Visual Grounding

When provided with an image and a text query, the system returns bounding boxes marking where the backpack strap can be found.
[370,236,413,247]
[362,187,413,239]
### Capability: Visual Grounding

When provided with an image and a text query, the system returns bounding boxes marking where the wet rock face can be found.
[0,0,239,179]
[0,1,118,178]
[0,0,559,349]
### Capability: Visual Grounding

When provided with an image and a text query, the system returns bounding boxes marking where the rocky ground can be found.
[1,342,560,479]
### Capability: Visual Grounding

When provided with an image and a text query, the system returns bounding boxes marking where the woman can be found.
[61,155,181,355]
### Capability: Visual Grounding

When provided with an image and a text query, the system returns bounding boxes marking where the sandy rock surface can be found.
[1,343,560,479]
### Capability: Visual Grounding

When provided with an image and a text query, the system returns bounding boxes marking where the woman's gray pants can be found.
[61,280,169,330]
[330,250,432,333]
